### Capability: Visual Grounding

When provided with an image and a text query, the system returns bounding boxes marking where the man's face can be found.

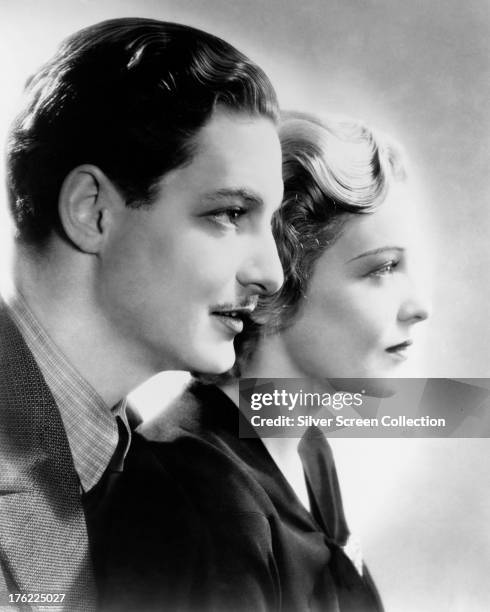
[96,110,284,375]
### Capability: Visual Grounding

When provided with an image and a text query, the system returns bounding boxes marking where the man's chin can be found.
[189,345,236,378]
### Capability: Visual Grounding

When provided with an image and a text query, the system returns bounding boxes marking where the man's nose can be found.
[237,230,284,296]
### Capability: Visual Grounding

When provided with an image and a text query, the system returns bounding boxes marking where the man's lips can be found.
[210,300,257,335]
[211,312,245,334]
[385,340,413,360]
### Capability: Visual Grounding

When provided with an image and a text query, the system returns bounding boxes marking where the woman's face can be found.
[281,182,430,388]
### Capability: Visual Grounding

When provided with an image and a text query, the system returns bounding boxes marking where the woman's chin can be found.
[327,377,399,398]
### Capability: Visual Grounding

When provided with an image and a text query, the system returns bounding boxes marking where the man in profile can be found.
[0,18,283,610]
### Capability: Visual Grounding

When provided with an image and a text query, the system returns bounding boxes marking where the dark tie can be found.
[298,425,350,545]
[82,416,129,584]
[298,426,384,612]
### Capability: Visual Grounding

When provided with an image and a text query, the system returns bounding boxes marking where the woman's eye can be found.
[370,259,399,277]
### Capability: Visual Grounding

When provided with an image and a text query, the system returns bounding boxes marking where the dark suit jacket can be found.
[0,301,200,611]
[141,382,384,612]
[0,301,96,610]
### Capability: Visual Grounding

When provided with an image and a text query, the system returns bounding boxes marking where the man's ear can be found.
[58,165,123,253]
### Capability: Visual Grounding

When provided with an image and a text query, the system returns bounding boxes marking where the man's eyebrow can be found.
[202,188,264,207]
[347,246,404,263]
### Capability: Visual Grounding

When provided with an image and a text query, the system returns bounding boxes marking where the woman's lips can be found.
[385,340,413,360]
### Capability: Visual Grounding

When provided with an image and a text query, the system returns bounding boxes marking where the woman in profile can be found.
[142,112,429,611]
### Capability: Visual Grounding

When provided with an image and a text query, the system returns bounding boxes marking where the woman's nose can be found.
[398,280,431,325]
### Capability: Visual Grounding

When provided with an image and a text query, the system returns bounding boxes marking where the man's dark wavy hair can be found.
[7,17,279,245]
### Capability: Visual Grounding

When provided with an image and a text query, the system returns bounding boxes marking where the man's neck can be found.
[10,245,154,406]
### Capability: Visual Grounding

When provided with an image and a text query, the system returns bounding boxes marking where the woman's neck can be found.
[219,378,312,512]
[243,332,303,379]
[221,334,340,514]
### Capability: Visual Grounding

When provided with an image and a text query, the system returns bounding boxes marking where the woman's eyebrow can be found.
[347,246,404,263]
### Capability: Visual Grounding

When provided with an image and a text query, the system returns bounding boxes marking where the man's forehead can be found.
[193,109,279,153]
[188,112,282,196]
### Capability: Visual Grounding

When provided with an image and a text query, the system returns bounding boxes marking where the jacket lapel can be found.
[0,304,96,609]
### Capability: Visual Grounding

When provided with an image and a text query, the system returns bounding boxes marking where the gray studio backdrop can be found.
[1,2,489,611]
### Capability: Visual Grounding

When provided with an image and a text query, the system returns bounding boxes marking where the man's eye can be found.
[208,207,246,227]
[370,260,399,277]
